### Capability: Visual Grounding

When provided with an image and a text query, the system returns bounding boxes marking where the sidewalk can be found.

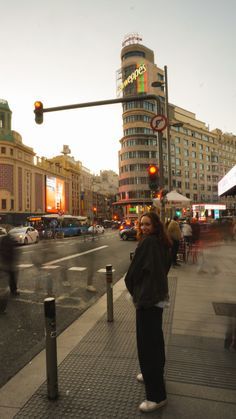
[0,242,235,418]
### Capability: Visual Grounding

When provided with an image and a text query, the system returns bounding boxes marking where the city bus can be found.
[27,215,89,237]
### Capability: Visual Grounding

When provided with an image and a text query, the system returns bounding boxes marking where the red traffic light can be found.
[34,101,43,110]
[147,165,159,191]
[34,101,43,124]
[148,165,158,175]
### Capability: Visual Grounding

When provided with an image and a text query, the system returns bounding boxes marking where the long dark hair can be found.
[137,211,171,247]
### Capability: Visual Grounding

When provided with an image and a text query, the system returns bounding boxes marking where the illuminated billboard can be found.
[45,176,65,213]
[116,63,148,96]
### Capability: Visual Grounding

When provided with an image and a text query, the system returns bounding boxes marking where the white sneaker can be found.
[139,399,167,412]
[136,373,144,383]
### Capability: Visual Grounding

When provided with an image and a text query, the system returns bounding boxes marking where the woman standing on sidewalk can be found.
[125,211,171,413]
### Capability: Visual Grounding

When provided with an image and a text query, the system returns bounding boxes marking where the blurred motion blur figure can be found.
[167,216,182,266]
[190,219,200,243]
[182,219,192,244]
[224,318,236,352]
[0,233,19,296]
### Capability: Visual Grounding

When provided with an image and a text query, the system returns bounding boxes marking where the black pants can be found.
[136,307,166,403]
[171,240,180,265]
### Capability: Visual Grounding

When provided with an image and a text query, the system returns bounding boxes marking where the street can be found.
[0,229,137,388]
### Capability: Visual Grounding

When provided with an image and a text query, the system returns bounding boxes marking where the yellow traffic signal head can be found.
[34,101,43,124]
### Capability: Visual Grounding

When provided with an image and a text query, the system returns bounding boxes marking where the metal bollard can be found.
[106,264,113,322]
[44,297,58,400]
[130,251,134,261]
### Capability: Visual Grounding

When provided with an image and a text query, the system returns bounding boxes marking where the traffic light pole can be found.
[34,94,162,117]
[34,93,165,220]
[154,101,165,223]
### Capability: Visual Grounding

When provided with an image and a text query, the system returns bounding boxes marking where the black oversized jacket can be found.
[124,234,170,309]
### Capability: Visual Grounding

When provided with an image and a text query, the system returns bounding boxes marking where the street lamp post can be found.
[164,66,172,192]
[152,66,171,191]
[152,69,184,221]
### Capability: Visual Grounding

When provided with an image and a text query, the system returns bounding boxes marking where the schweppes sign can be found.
[118,64,147,94]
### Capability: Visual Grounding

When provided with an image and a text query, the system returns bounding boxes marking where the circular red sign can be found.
[150,114,168,132]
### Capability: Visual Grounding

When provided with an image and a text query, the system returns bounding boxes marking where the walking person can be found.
[0,233,19,296]
[125,212,171,413]
[182,219,192,245]
[167,215,182,266]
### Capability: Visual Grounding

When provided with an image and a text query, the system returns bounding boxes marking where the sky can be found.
[1,0,236,175]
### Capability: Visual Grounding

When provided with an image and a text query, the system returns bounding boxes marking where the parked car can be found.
[119,226,137,241]
[88,225,105,234]
[9,226,39,245]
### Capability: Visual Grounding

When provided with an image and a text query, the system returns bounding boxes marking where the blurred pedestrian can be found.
[167,216,182,266]
[125,212,171,413]
[182,219,192,244]
[0,233,19,296]
[190,219,201,243]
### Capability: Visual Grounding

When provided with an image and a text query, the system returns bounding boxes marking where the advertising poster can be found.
[46,176,65,213]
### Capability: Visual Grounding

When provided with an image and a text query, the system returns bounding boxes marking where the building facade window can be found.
[123,114,152,123]
[122,101,155,112]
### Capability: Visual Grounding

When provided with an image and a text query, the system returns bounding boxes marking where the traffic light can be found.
[175,209,181,217]
[34,101,43,124]
[147,165,159,190]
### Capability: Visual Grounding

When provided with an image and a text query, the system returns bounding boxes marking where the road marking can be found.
[17,264,34,268]
[68,267,87,271]
[98,268,115,273]
[43,245,108,266]
[42,265,60,269]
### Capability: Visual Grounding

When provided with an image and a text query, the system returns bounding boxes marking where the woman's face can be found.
[140,215,154,235]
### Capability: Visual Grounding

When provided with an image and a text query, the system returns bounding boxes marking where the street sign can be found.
[150,114,168,132]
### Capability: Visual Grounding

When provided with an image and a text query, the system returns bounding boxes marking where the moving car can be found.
[9,226,39,245]
[88,225,105,234]
[119,226,137,241]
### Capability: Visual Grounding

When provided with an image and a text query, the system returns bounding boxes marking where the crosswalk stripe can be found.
[97,268,115,273]
[43,245,108,266]
[17,264,34,268]
[17,264,112,272]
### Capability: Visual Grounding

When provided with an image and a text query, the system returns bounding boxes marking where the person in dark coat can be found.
[125,211,171,413]
[0,233,19,296]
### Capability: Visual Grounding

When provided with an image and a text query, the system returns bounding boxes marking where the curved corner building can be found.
[117,40,165,220]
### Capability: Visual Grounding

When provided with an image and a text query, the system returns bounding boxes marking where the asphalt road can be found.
[0,230,137,388]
